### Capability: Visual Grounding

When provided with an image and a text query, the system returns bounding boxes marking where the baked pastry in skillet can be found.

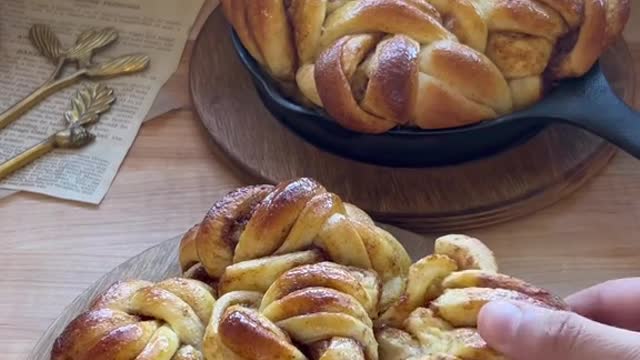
[222,0,631,132]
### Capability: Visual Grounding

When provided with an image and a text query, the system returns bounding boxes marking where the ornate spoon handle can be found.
[0,84,115,181]
[0,137,57,180]
[0,70,86,130]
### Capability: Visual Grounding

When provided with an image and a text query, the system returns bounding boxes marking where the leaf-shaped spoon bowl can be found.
[0,25,148,132]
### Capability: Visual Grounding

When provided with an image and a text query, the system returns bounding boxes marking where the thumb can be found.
[478,301,640,360]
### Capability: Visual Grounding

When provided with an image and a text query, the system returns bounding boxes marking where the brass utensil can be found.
[0,84,116,181]
[0,25,149,131]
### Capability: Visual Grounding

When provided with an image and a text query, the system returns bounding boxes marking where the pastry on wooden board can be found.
[52,278,215,360]
[53,178,568,359]
[221,0,631,133]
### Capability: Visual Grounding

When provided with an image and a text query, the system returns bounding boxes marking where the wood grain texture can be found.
[191,10,636,233]
[27,224,428,359]
[1,3,639,360]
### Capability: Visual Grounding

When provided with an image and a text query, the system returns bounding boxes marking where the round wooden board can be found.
[28,224,428,359]
[190,10,635,233]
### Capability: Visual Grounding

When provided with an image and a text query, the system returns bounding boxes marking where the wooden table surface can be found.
[3,4,640,359]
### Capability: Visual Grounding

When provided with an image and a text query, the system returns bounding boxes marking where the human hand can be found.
[477,278,640,360]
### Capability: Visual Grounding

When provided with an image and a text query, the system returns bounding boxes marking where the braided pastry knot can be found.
[179,177,412,312]
[376,235,569,360]
[222,0,630,133]
[204,262,381,359]
[52,278,216,360]
[177,177,416,359]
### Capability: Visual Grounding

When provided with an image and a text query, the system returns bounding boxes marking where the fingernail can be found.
[478,301,523,351]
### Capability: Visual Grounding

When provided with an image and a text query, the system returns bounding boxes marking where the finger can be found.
[566,278,640,331]
[478,301,640,360]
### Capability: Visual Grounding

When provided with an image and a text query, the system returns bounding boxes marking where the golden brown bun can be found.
[51,278,215,360]
[205,263,379,360]
[223,0,631,133]
[180,177,409,359]
[376,234,569,360]
[180,177,412,307]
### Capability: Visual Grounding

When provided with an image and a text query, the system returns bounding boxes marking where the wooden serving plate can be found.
[190,10,637,233]
[28,224,427,359]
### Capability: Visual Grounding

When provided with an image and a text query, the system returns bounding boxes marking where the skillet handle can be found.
[551,64,640,159]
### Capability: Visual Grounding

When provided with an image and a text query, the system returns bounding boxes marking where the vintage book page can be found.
[0,0,206,204]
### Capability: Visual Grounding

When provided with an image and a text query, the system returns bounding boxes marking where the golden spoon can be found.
[0,25,149,130]
[0,84,116,181]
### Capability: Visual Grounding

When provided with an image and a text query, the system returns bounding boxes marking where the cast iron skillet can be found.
[231,32,640,168]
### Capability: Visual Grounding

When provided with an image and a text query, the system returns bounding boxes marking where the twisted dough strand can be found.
[180,177,412,311]
[205,262,380,360]
[222,0,630,132]
[179,177,415,359]
[52,278,215,360]
[376,235,568,360]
